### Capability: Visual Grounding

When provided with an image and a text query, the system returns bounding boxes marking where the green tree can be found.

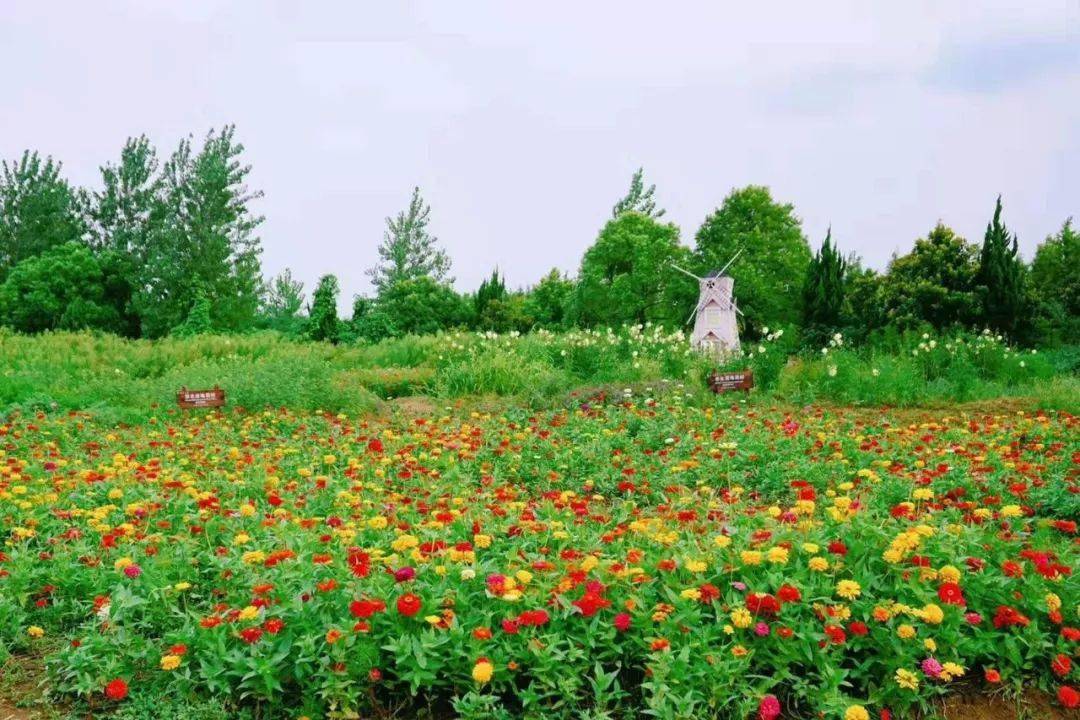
[574,212,694,328]
[0,241,122,333]
[844,261,886,342]
[474,269,508,327]
[612,167,665,219]
[307,274,340,343]
[801,228,848,348]
[0,151,85,279]
[692,186,812,337]
[975,195,1025,337]
[135,126,264,337]
[1029,219,1079,344]
[377,276,470,336]
[368,187,451,295]
[260,269,305,334]
[172,286,213,337]
[881,223,979,330]
[524,268,574,329]
[85,135,159,255]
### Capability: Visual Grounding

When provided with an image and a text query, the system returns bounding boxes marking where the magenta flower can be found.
[123,564,142,578]
[754,622,771,637]
[921,657,942,678]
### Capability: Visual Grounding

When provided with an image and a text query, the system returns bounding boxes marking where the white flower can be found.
[828,365,837,377]
[821,348,829,355]
[1019,361,1025,367]
[872,368,880,377]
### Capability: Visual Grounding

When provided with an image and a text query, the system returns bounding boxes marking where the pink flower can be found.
[614,613,632,632]
[964,612,983,625]
[921,657,943,678]
[758,694,781,720]
[754,622,771,637]
[394,567,416,582]
[123,564,142,578]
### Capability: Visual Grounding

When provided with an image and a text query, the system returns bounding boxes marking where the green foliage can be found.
[692,186,812,337]
[172,286,213,337]
[374,276,470,337]
[0,151,85,280]
[881,223,979,331]
[367,186,450,295]
[801,229,848,348]
[474,268,508,324]
[844,262,886,342]
[0,241,124,334]
[131,126,264,337]
[85,135,158,256]
[612,167,665,218]
[976,196,1025,337]
[525,268,574,329]
[1029,218,1079,345]
[574,212,695,328]
[306,274,340,343]
[259,269,305,335]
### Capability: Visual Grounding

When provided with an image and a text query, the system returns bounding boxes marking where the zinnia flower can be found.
[472,658,494,684]
[758,694,781,720]
[396,593,422,617]
[104,678,128,701]
[1058,685,1079,709]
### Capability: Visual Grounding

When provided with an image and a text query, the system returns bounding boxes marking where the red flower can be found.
[264,618,285,634]
[937,582,966,606]
[239,627,263,644]
[350,598,386,619]
[827,541,848,556]
[985,668,1001,684]
[517,609,550,627]
[1058,685,1079,709]
[1052,654,1072,678]
[614,613,632,632]
[746,593,781,617]
[758,693,781,720]
[572,591,611,618]
[849,621,869,636]
[104,678,128,701]
[824,625,847,645]
[993,605,1030,630]
[777,584,801,604]
[698,583,721,603]
[396,593,422,617]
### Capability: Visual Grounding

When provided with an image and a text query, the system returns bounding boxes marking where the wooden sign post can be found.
[177,386,226,409]
[707,369,753,395]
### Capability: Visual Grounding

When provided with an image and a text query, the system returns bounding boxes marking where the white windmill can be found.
[672,250,743,356]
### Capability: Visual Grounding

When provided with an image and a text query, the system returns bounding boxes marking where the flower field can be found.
[1,394,1078,719]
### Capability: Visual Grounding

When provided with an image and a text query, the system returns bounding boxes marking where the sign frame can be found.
[707,369,754,394]
[176,386,226,409]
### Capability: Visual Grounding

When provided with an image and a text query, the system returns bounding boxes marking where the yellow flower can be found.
[730,607,752,629]
[836,580,861,600]
[27,626,44,638]
[845,706,870,720]
[920,603,944,625]
[897,624,916,639]
[685,559,708,573]
[808,557,829,572]
[680,588,702,601]
[923,638,937,653]
[801,543,819,554]
[713,535,731,548]
[173,582,192,591]
[473,533,492,549]
[740,551,762,566]
[1000,504,1022,518]
[114,556,134,571]
[895,668,919,690]
[767,546,789,565]
[938,565,961,583]
[472,660,494,684]
[238,605,260,622]
[160,654,182,671]
[391,534,419,553]
[1046,593,1062,612]
[940,662,965,681]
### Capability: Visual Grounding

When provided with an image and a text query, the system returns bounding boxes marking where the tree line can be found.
[0,129,1076,347]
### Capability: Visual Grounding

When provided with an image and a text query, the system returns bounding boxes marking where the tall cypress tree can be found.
[612,167,665,219]
[801,228,847,347]
[976,195,1025,336]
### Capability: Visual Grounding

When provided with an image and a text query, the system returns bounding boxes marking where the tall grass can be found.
[0,326,1073,422]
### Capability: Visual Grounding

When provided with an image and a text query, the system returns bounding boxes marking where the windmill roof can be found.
[704,269,731,278]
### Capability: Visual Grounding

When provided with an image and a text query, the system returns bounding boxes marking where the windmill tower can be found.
[672,250,743,356]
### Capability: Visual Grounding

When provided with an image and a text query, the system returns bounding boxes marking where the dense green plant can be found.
[473,268,508,325]
[574,212,695,328]
[0,241,125,334]
[524,268,574,329]
[801,229,848,349]
[881,223,979,331]
[0,151,85,279]
[692,186,812,338]
[172,286,213,337]
[1029,219,1079,345]
[367,186,451,295]
[306,274,340,343]
[374,276,470,337]
[976,196,1025,338]
[611,166,665,218]
[259,269,305,334]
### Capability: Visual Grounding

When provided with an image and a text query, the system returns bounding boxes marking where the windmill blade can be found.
[685,303,700,326]
[670,263,703,281]
[717,248,744,276]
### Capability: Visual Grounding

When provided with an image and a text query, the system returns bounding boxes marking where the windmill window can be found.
[703,307,722,326]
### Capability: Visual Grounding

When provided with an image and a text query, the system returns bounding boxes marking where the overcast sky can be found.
[2,2,1078,307]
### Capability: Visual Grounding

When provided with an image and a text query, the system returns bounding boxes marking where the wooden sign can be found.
[708,369,753,394]
[177,386,225,409]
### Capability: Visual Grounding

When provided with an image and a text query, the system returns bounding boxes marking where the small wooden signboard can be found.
[708,369,753,394]
[177,386,225,409]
